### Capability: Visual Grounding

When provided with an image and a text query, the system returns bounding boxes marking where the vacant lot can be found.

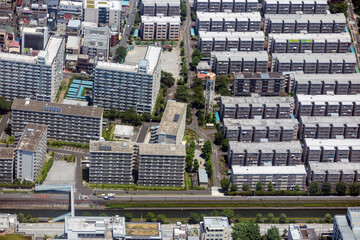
[43,161,75,185]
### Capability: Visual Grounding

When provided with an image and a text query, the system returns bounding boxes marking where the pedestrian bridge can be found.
[35,184,75,222]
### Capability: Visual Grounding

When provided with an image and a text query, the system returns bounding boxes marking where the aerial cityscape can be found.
[0,0,359,238]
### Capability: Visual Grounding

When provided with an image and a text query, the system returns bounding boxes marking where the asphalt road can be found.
[347,0,360,64]
[120,0,138,48]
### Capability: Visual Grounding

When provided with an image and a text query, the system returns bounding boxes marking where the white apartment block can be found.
[231,165,307,190]
[93,46,161,114]
[15,123,47,182]
[200,217,231,240]
[58,1,82,17]
[141,16,181,40]
[83,0,122,31]
[0,36,64,102]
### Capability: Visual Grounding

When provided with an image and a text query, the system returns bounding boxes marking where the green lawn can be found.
[0,234,32,240]
[184,129,199,143]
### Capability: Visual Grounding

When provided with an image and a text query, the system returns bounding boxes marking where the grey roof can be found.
[138,143,186,156]
[211,51,269,61]
[300,116,360,125]
[0,148,14,159]
[269,32,351,42]
[272,52,356,63]
[203,217,229,228]
[12,99,103,118]
[294,73,360,84]
[309,162,360,174]
[233,72,284,80]
[198,168,208,184]
[229,141,302,153]
[224,118,298,129]
[221,96,294,106]
[90,141,135,153]
[265,13,346,24]
[305,138,360,148]
[297,94,360,104]
[158,101,187,136]
[16,123,47,152]
[197,11,261,22]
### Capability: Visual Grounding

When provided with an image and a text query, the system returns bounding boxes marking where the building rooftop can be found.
[233,72,284,80]
[83,27,110,50]
[223,118,297,129]
[265,13,346,23]
[203,217,229,228]
[16,123,47,152]
[272,52,356,63]
[90,141,135,153]
[67,19,81,28]
[12,99,103,118]
[141,15,181,24]
[229,141,302,153]
[125,222,161,238]
[297,94,360,103]
[197,11,261,21]
[139,143,186,156]
[309,162,360,174]
[66,36,80,50]
[158,101,187,136]
[305,138,360,148]
[199,31,264,40]
[211,51,268,61]
[84,0,122,10]
[114,125,134,138]
[232,165,306,175]
[198,168,208,184]
[0,148,14,159]
[269,32,351,42]
[294,73,360,84]
[300,116,360,125]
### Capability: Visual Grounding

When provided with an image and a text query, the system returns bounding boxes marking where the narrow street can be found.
[183,0,195,86]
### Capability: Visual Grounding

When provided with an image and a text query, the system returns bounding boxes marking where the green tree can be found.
[232,222,261,240]
[330,2,348,14]
[268,181,274,192]
[180,47,185,56]
[17,213,24,221]
[255,213,262,223]
[122,108,142,126]
[221,178,231,192]
[242,184,250,191]
[210,210,219,216]
[99,213,108,217]
[116,46,127,62]
[230,184,238,192]
[221,138,229,152]
[125,213,133,222]
[256,181,263,191]
[191,48,202,59]
[193,159,200,172]
[266,213,274,223]
[336,181,347,196]
[180,1,187,21]
[156,214,166,223]
[294,185,300,191]
[215,75,231,96]
[279,213,287,223]
[0,97,12,114]
[221,209,234,222]
[321,182,332,196]
[324,213,332,223]
[215,131,225,145]
[309,181,320,195]
[186,155,193,172]
[202,140,212,155]
[189,212,200,224]
[175,85,190,103]
[191,57,200,67]
[349,182,360,196]
[161,71,175,88]
[146,212,155,222]
[264,227,281,240]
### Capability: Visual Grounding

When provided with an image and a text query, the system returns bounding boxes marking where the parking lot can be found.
[61,146,88,153]
[43,161,75,185]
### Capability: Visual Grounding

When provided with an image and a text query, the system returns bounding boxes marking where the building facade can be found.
[263,0,327,14]
[141,16,181,40]
[194,0,258,12]
[0,148,14,183]
[200,217,230,240]
[141,0,180,16]
[333,208,360,240]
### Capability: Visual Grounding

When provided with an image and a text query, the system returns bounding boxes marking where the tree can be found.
[221,138,229,152]
[324,213,332,223]
[309,181,320,195]
[242,184,250,191]
[294,185,300,191]
[116,46,127,62]
[221,178,231,192]
[230,184,238,192]
[268,182,274,192]
[256,181,263,191]
[146,212,155,222]
[156,214,166,223]
[279,213,287,223]
[215,131,225,145]
[330,2,348,14]
[221,209,234,222]
[336,181,347,196]
[186,155,193,172]
[122,108,142,126]
[189,212,200,224]
[193,159,200,172]
[191,48,202,59]
[175,85,190,103]
[349,182,360,196]
[191,57,200,67]
[202,140,212,155]
[0,97,11,114]
[264,227,281,240]
[266,213,274,223]
[161,71,175,88]
[232,222,261,240]
[180,1,187,21]
[321,182,332,196]
[255,213,262,223]
[210,210,219,216]
[125,213,133,222]
[17,213,24,221]
[215,75,231,96]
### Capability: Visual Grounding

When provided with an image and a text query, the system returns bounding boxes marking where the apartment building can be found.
[220,96,294,119]
[141,0,180,16]
[333,208,360,240]
[228,141,302,167]
[308,162,360,188]
[299,116,360,140]
[83,0,122,31]
[195,12,261,32]
[66,36,80,55]
[233,73,285,96]
[89,141,135,185]
[15,123,47,182]
[293,73,360,95]
[150,101,187,145]
[263,0,327,14]
[223,118,298,142]
[141,16,181,40]
[137,144,185,187]
[264,13,346,34]
[303,139,360,163]
[268,33,351,54]
[0,36,65,102]
[93,45,161,114]
[21,26,49,53]
[231,165,307,190]
[194,0,258,12]
[295,94,360,117]
[11,99,103,144]
[288,225,317,240]
[198,31,264,55]
[200,217,231,240]
[271,53,356,74]
[81,27,110,61]
[0,148,14,183]
[210,51,268,75]
[58,1,82,18]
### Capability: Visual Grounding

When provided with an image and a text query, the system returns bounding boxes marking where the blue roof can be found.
[134,29,139,38]
[122,0,129,5]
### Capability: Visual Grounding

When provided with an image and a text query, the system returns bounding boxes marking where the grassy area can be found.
[47,140,89,149]
[102,123,115,141]
[184,129,199,144]
[36,157,54,184]
[2,190,29,194]
[90,183,184,191]
[105,200,360,209]
[81,87,92,97]
[185,173,192,191]
[0,234,32,240]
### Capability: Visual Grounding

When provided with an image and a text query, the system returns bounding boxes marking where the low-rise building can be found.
[288,225,317,240]
[231,165,307,190]
[113,125,134,140]
[141,0,180,16]
[198,168,209,188]
[66,36,80,54]
[81,27,110,61]
[200,217,230,240]
[0,214,18,233]
[141,16,181,40]
[15,123,47,182]
[333,207,360,240]
[0,148,14,183]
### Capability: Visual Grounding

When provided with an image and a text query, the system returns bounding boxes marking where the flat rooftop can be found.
[305,138,360,147]
[158,101,187,136]
[294,73,360,84]
[269,32,351,42]
[203,217,229,227]
[12,99,103,118]
[66,36,80,50]
[211,51,268,61]
[17,123,47,152]
[141,15,181,24]
[199,31,264,40]
[232,165,307,175]
[233,72,284,80]
[114,125,134,137]
[297,94,360,103]
[0,148,14,159]
[43,36,64,65]
[139,143,186,156]
[272,52,356,63]
[197,11,261,21]
[223,118,298,130]
[300,116,360,125]
[221,96,294,106]
[125,223,161,237]
[309,161,360,173]
[229,141,302,152]
[90,141,135,153]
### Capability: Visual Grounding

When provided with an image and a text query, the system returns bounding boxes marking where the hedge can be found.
[90,183,184,191]
[47,140,89,149]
